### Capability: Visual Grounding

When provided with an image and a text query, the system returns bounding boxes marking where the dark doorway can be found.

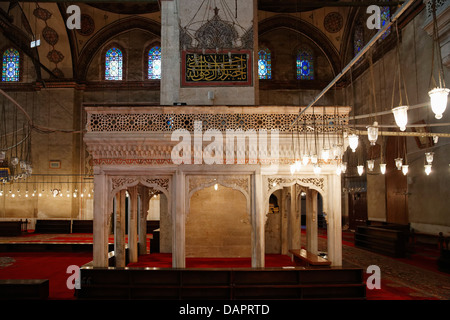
[348,192,368,231]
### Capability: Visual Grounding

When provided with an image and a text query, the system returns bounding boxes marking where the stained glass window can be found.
[148,46,161,80]
[105,47,123,80]
[2,48,19,82]
[296,49,314,80]
[258,48,271,79]
[354,23,364,56]
[380,6,391,39]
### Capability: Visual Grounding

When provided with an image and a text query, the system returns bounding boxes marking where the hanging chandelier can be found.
[395,157,403,170]
[367,121,379,145]
[424,164,432,175]
[392,105,408,131]
[428,0,449,120]
[380,163,387,175]
[348,134,359,152]
[357,165,364,176]
[367,159,375,172]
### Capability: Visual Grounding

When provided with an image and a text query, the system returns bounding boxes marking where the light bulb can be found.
[429,87,449,120]
[402,164,409,175]
[392,105,408,131]
[380,163,387,175]
[348,134,359,152]
[357,165,364,176]
[214,183,218,191]
[424,164,432,175]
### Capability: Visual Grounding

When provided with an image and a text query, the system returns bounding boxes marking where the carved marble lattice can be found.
[267,177,325,194]
[87,112,348,133]
[188,176,249,196]
[110,177,169,194]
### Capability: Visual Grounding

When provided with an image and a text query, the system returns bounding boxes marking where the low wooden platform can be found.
[289,249,331,267]
[0,279,49,300]
[76,266,366,300]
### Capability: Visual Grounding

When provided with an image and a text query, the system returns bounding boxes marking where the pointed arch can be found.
[104,47,123,81]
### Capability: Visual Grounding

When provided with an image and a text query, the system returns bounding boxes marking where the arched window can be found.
[258,47,272,80]
[296,48,314,80]
[105,47,123,80]
[148,46,161,80]
[2,48,20,82]
[354,23,364,56]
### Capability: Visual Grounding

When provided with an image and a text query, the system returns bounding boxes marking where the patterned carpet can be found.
[314,232,450,300]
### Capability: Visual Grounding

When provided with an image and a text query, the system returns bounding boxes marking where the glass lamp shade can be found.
[294,160,302,171]
[392,105,408,131]
[357,165,364,176]
[395,158,403,170]
[424,164,432,175]
[333,144,343,158]
[428,87,449,120]
[348,134,359,152]
[313,164,321,175]
[336,166,342,176]
[367,122,379,146]
[290,164,296,175]
[310,154,318,164]
[425,152,434,164]
[341,162,347,173]
[214,183,218,190]
[402,164,409,176]
[380,163,387,174]
[321,149,330,162]
[11,157,19,166]
[302,154,310,166]
[367,159,375,172]
[0,151,5,160]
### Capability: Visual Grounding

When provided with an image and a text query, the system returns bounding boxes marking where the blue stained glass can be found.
[105,47,123,80]
[258,48,271,79]
[354,24,364,56]
[148,46,161,80]
[2,48,19,82]
[380,6,391,39]
[296,49,314,80]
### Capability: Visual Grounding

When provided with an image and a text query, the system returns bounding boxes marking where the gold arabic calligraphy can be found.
[185,53,248,82]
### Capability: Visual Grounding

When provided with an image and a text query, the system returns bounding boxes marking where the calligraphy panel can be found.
[181,50,252,86]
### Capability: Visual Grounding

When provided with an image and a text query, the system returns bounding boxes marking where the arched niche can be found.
[186,184,251,258]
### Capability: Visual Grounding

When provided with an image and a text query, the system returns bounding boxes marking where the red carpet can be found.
[0,252,92,300]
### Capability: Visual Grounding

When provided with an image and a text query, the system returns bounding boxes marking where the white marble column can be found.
[127,186,138,263]
[289,185,301,251]
[93,167,109,267]
[138,186,149,255]
[306,189,318,254]
[251,172,265,268]
[281,187,289,255]
[114,190,127,268]
[327,174,342,266]
[172,170,185,268]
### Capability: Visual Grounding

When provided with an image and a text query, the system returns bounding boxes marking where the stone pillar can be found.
[114,190,127,268]
[138,186,149,255]
[280,187,289,255]
[251,171,265,268]
[160,0,180,105]
[306,189,318,254]
[172,170,185,268]
[288,185,300,251]
[93,167,109,267]
[127,186,138,263]
[327,174,342,266]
